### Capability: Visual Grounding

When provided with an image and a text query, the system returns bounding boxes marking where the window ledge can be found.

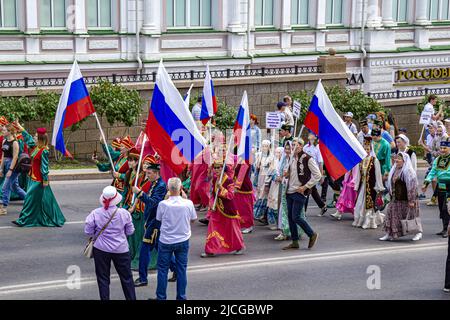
[163,28,220,34]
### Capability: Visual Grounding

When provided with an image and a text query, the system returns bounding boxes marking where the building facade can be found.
[1,0,450,93]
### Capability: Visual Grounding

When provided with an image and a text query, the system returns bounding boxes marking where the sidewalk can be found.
[48,160,430,181]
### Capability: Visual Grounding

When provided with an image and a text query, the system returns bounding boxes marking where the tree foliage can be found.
[0,81,144,130]
[290,85,387,123]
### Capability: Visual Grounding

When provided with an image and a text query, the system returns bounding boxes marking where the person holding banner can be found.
[253,140,274,225]
[279,125,293,147]
[12,124,65,227]
[201,159,245,257]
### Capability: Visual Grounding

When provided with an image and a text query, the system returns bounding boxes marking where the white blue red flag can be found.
[200,65,218,125]
[233,91,252,164]
[304,80,367,180]
[51,61,95,157]
[146,61,206,174]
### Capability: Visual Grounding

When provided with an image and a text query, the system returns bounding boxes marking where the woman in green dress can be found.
[12,124,65,227]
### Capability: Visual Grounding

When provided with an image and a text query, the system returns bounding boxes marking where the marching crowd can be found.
[1,93,450,300]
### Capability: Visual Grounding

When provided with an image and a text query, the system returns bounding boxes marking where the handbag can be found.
[83,208,119,258]
[400,206,422,236]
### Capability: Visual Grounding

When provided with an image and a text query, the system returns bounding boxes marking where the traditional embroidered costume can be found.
[331,166,358,220]
[14,128,65,227]
[234,162,254,230]
[383,152,422,239]
[204,164,245,255]
[253,140,274,222]
[353,137,385,229]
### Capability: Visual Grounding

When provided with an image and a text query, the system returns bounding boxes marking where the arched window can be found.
[0,0,17,28]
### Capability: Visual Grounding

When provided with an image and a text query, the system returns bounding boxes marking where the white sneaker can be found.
[331,211,342,220]
[379,234,391,241]
[0,207,7,216]
[443,288,450,293]
[241,227,254,234]
[412,232,423,241]
[234,249,244,255]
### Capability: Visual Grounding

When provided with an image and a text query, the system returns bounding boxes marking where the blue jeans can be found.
[138,242,176,283]
[156,240,189,300]
[2,158,26,206]
[286,193,315,241]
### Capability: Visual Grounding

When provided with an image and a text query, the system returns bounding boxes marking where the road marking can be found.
[0,241,446,296]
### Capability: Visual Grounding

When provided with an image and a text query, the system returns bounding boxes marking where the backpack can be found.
[15,153,32,173]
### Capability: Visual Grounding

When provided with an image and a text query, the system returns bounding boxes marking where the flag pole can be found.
[297,125,305,139]
[93,112,116,174]
[132,133,147,205]
[294,116,298,137]
[212,133,234,211]
[418,125,426,143]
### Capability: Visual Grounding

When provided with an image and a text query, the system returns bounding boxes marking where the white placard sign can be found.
[266,112,282,129]
[419,109,433,125]
[293,101,301,118]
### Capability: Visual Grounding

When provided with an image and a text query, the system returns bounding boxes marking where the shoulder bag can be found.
[83,207,119,258]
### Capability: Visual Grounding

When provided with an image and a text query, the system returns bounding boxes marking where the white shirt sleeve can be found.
[156,202,165,222]
[190,202,198,220]
[305,158,322,189]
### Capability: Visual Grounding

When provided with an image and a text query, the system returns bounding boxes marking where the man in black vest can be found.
[283,139,321,250]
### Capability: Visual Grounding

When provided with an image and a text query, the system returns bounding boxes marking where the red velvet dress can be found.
[204,174,245,254]
[234,163,255,229]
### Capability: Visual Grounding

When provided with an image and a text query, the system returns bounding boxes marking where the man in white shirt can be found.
[343,112,358,136]
[155,178,197,300]
[191,96,202,122]
[303,133,327,216]
[283,139,320,251]
[357,119,371,146]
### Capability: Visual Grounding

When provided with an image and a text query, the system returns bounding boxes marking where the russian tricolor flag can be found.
[146,61,206,175]
[233,91,252,164]
[51,61,95,156]
[304,81,367,180]
[200,65,218,125]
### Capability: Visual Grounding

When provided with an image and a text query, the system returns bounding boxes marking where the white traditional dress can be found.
[353,155,385,229]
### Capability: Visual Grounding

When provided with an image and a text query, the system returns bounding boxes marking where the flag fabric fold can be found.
[233,91,252,164]
[146,61,206,175]
[304,80,367,180]
[51,61,95,157]
[200,65,218,125]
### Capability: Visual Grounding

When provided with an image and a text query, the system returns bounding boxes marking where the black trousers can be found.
[437,189,450,231]
[321,175,343,201]
[93,247,136,301]
[305,186,326,211]
[445,237,450,290]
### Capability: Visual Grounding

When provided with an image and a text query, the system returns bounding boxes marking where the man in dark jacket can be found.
[131,155,169,287]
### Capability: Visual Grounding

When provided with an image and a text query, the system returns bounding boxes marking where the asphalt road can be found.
[0,169,449,300]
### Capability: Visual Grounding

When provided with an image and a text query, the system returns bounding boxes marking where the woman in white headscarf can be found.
[266,147,285,230]
[253,140,274,224]
[380,152,422,241]
[395,134,417,172]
